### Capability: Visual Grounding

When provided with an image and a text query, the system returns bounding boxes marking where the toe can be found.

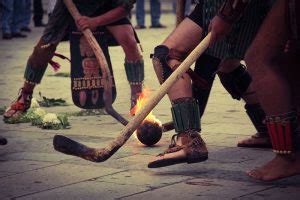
[246,169,263,180]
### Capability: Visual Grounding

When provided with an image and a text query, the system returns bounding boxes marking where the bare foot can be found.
[247,152,300,181]
[237,134,272,148]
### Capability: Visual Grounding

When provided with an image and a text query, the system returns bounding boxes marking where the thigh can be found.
[163,18,203,53]
[106,24,136,45]
[247,0,288,66]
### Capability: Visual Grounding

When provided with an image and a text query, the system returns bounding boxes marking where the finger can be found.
[77,18,84,24]
[82,24,89,30]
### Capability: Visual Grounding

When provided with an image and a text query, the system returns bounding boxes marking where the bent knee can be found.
[120,35,138,49]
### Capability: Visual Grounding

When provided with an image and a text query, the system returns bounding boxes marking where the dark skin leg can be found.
[218,59,270,147]
[107,25,143,108]
[107,25,142,61]
[245,0,300,181]
[5,25,142,118]
[4,38,58,119]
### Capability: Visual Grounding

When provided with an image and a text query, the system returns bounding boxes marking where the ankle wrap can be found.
[266,111,298,154]
[171,98,201,133]
[125,60,144,85]
[245,104,267,134]
[24,62,47,84]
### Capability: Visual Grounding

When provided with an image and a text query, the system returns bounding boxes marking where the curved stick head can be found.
[53,135,110,162]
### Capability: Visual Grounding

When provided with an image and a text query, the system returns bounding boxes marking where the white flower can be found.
[30,98,40,108]
[42,113,60,125]
[34,108,46,117]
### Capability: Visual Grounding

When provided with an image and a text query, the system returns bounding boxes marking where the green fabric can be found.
[125,60,144,83]
[24,62,47,84]
[171,99,201,133]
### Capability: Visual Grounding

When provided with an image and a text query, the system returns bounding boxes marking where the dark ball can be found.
[0,136,7,145]
[136,120,162,146]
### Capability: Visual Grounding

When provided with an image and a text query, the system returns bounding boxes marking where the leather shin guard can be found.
[152,45,173,84]
[266,111,298,154]
[171,97,201,133]
[218,64,252,100]
[125,60,144,85]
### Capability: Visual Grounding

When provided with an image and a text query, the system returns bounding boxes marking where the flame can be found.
[130,87,162,142]
[130,87,161,124]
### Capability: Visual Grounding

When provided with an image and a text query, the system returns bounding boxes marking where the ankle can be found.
[130,84,142,95]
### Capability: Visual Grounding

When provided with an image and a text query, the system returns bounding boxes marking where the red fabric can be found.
[269,122,279,151]
[267,123,276,149]
[49,60,61,72]
[48,52,71,72]
[276,122,285,151]
[285,121,293,151]
[10,102,25,111]
[54,52,71,62]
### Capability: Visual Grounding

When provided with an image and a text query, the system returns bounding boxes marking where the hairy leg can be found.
[245,0,300,181]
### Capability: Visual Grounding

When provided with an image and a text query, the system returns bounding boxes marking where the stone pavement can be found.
[0,13,300,200]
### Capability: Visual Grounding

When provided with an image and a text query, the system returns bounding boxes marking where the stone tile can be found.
[236,186,300,200]
[0,163,122,199]
[121,178,272,200]
[17,181,148,200]
[97,169,193,189]
[0,152,70,162]
[0,171,15,178]
[0,160,58,173]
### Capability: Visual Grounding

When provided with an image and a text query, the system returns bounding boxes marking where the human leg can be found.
[11,0,26,37]
[1,0,14,38]
[148,18,207,168]
[21,0,32,31]
[217,59,271,148]
[33,0,45,27]
[4,2,71,119]
[245,0,300,181]
[135,0,145,28]
[107,25,144,109]
[150,0,165,28]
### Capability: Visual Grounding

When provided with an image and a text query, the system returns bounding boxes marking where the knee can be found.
[152,45,173,84]
[218,64,252,100]
[121,35,138,52]
[245,47,266,78]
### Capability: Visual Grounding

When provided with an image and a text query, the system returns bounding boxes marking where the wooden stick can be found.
[63,0,130,126]
[53,33,211,162]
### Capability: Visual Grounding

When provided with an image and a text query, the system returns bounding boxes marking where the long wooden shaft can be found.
[105,33,211,155]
